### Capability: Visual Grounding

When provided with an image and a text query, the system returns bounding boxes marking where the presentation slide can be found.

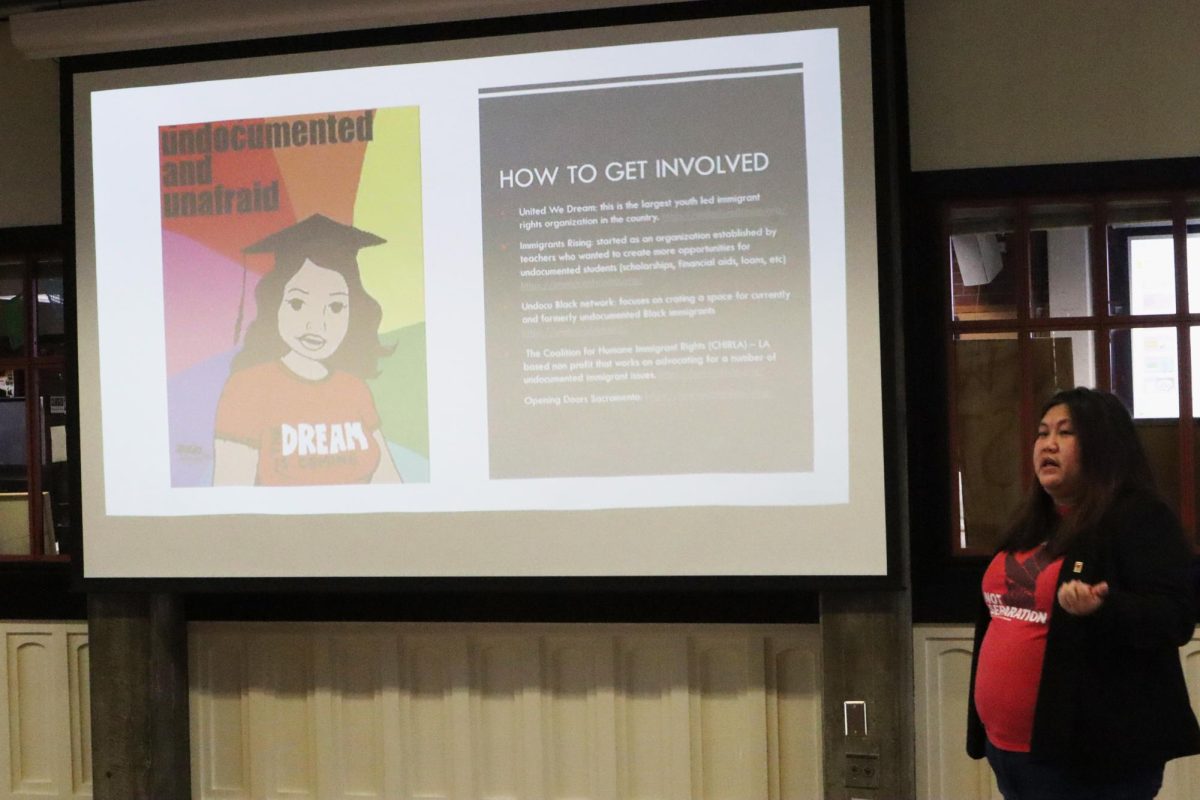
[480,70,812,480]
[73,6,889,579]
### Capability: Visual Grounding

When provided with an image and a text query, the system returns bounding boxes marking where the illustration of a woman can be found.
[212,214,402,485]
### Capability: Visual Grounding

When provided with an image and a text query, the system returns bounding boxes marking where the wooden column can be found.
[88,592,190,800]
[819,587,916,800]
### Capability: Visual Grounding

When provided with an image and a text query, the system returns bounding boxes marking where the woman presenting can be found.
[212,214,402,485]
[967,387,1200,799]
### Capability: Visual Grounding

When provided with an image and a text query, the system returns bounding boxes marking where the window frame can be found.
[0,227,70,563]
[944,194,1197,556]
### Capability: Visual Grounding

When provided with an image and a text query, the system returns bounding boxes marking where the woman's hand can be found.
[1057,579,1110,616]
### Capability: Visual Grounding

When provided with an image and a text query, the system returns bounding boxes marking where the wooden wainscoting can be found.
[6,620,1200,800]
[913,625,1000,800]
[0,621,90,800]
[188,622,822,800]
[914,625,1200,800]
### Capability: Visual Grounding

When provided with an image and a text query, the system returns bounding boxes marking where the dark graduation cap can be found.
[233,214,386,344]
[243,213,386,259]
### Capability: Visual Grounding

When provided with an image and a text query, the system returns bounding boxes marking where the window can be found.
[947,198,1197,554]
[1126,233,1200,417]
[0,234,70,561]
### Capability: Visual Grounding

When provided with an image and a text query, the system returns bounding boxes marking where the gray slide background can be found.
[480,71,812,479]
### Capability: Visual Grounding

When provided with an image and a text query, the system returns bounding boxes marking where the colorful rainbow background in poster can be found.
[161,106,429,486]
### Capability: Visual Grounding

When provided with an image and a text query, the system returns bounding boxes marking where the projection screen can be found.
[71,4,892,580]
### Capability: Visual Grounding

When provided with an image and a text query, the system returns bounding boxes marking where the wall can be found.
[0,21,59,228]
[0,621,90,799]
[8,622,1200,800]
[915,625,1200,800]
[13,2,1200,218]
[905,0,1200,171]
[1,621,823,800]
[189,622,822,800]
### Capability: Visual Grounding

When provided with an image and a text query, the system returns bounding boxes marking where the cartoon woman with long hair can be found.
[212,214,402,485]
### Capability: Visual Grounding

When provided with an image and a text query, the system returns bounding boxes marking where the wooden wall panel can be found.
[613,635,689,800]
[6,621,1199,800]
[915,625,1200,800]
[912,627,998,800]
[1162,641,1200,800]
[324,632,393,799]
[470,634,539,799]
[9,633,57,796]
[398,633,468,800]
[66,633,90,798]
[189,623,821,800]
[766,637,821,800]
[249,631,318,799]
[0,622,88,800]
[688,636,768,800]
[541,635,616,800]
[190,630,250,799]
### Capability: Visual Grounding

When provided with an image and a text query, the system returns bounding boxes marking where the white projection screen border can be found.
[68,3,901,582]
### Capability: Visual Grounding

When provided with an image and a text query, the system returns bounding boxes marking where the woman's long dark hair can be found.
[230,244,390,379]
[999,387,1159,556]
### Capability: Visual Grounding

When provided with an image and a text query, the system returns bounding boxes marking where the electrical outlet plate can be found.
[845,753,880,790]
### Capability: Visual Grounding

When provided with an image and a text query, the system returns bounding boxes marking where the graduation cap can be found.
[234,214,387,344]
[243,213,386,259]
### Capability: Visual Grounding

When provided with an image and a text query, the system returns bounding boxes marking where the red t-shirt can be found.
[974,545,1064,752]
[214,361,382,485]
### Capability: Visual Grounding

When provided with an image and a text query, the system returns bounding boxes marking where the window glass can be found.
[1194,417,1200,529]
[1110,326,1179,419]
[1185,201,1200,314]
[949,207,1016,322]
[1135,417,1181,517]
[1194,326,1200,416]
[1110,327,1182,513]
[1030,330,1095,396]
[0,258,25,358]
[1029,203,1092,319]
[1127,235,1177,314]
[35,256,65,357]
[0,370,29,555]
[1194,327,1200,528]
[40,368,69,555]
[954,334,1020,552]
[1107,200,1173,317]
[1190,235,1200,315]
[947,198,1199,553]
